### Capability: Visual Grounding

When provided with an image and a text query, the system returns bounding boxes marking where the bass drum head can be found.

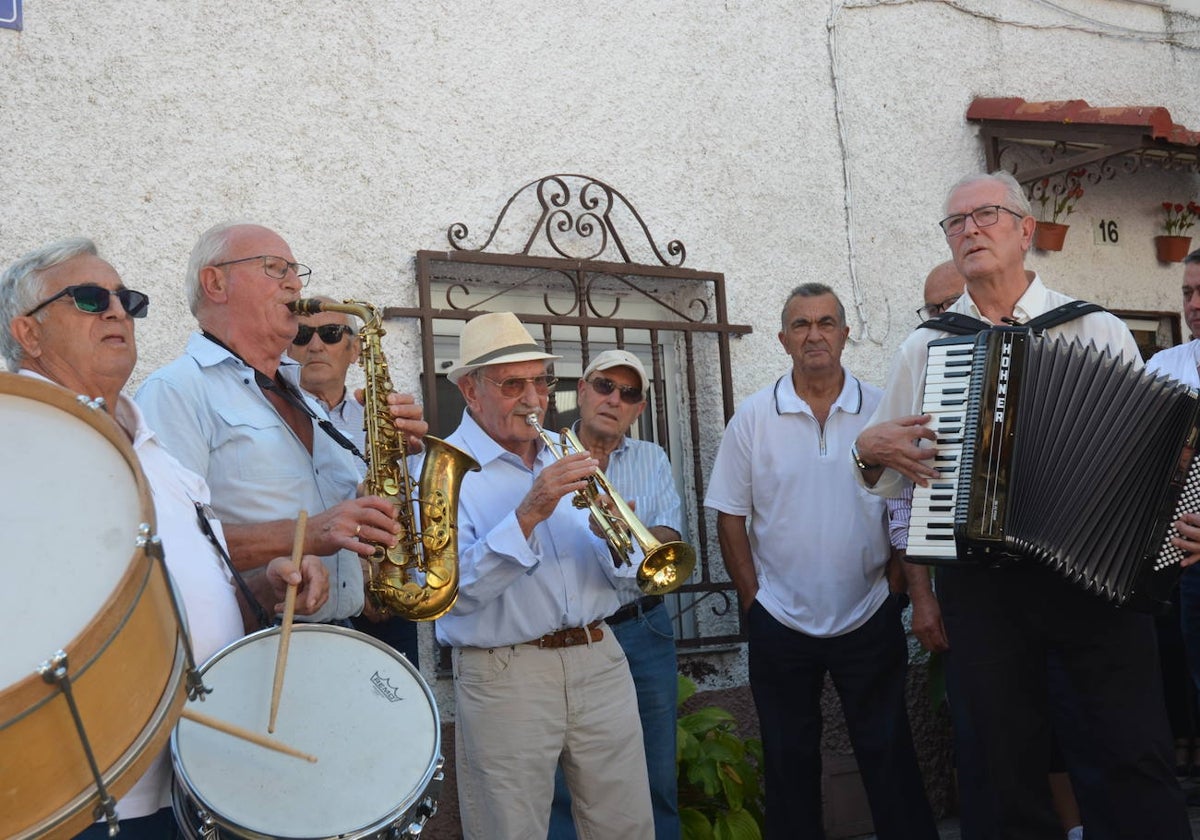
[0,374,146,688]
[173,625,440,839]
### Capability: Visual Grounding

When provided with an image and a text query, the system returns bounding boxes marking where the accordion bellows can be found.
[908,327,1200,613]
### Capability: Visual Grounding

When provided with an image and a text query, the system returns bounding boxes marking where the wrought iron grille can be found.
[387,174,753,649]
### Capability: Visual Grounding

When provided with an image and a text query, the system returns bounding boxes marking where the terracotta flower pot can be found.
[1155,235,1192,263]
[1033,222,1069,252]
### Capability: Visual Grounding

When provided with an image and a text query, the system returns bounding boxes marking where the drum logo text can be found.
[371,671,405,702]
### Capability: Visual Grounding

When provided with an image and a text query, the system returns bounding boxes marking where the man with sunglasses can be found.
[547,349,683,840]
[0,237,329,839]
[137,223,427,626]
[291,296,421,666]
[435,312,653,840]
[853,171,1190,839]
[705,283,936,839]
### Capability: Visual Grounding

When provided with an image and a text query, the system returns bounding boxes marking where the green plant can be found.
[676,675,765,840]
[1161,200,1200,236]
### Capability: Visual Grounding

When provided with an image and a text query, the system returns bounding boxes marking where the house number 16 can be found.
[1095,219,1119,245]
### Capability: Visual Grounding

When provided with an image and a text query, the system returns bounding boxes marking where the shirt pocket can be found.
[214,405,308,481]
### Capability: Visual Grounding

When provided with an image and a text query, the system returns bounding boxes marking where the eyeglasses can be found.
[211,255,312,285]
[24,285,150,319]
[938,205,1025,237]
[293,324,353,346]
[588,375,644,405]
[916,295,962,321]
[480,374,558,397]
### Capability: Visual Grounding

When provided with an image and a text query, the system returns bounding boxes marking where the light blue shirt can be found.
[135,332,365,622]
[573,423,685,606]
[434,410,638,648]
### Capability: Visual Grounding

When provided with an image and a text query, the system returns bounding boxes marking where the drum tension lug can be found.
[38,650,121,835]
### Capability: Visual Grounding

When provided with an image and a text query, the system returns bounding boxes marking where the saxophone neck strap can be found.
[200,331,365,463]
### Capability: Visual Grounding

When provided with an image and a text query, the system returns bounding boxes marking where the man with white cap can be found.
[548,348,684,840]
[436,312,654,840]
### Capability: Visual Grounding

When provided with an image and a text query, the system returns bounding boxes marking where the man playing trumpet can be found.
[435,312,653,840]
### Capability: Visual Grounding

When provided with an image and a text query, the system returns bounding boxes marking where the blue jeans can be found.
[548,600,680,840]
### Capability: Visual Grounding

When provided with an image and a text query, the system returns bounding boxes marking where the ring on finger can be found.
[355,524,362,536]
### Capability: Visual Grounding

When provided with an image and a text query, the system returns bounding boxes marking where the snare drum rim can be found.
[171,624,442,840]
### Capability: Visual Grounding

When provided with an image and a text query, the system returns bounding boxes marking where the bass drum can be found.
[172,625,442,839]
[0,372,187,839]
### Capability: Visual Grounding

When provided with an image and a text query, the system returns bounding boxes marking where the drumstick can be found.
[268,510,307,733]
[182,708,317,763]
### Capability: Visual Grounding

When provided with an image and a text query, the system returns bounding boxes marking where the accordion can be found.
[907,327,1200,612]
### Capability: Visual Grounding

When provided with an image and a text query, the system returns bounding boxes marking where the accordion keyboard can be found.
[907,337,976,561]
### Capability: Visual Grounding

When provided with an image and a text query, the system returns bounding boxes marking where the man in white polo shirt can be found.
[705,283,935,839]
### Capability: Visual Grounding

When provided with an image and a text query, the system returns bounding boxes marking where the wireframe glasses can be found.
[24,285,150,319]
[481,374,558,397]
[937,205,1024,237]
[293,324,353,346]
[916,295,962,321]
[211,254,312,285]
[588,375,644,404]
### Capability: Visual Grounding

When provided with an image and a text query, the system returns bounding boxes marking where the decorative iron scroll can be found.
[447,173,687,267]
[994,139,1200,195]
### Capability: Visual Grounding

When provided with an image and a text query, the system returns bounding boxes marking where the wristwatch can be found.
[850,442,879,471]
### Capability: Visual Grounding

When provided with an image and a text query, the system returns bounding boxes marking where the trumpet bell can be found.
[636,540,696,595]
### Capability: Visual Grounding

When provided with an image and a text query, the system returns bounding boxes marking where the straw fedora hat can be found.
[447,311,560,384]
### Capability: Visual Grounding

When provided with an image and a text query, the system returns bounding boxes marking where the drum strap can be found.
[194,502,274,630]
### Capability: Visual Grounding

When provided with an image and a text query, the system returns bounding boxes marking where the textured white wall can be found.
[4,0,1200,700]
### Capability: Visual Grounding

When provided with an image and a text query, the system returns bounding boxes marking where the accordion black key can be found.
[907,327,1200,612]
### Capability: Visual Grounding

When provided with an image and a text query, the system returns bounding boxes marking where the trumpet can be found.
[526,413,695,595]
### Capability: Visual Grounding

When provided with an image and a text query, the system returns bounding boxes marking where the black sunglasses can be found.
[25,284,150,319]
[588,375,644,405]
[293,324,353,346]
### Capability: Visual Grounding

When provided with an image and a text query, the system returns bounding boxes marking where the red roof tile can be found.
[967,97,1200,148]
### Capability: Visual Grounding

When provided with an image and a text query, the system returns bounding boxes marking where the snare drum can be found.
[0,372,187,839]
[172,625,442,839]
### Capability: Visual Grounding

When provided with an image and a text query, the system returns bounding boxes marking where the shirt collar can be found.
[456,408,549,470]
[957,273,1046,324]
[773,366,864,416]
[188,331,302,382]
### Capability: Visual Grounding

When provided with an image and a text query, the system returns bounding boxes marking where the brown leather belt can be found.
[524,620,604,649]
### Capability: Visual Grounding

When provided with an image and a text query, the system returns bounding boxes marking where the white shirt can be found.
[1147,339,1200,387]
[862,275,1142,498]
[136,332,365,622]
[434,410,639,648]
[322,387,366,456]
[21,371,243,820]
[703,369,891,637]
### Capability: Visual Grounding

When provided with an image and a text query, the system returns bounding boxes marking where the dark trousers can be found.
[748,595,937,840]
[350,614,419,667]
[939,562,1190,840]
[73,808,177,840]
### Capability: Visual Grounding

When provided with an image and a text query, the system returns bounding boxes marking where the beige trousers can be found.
[452,629,654,840]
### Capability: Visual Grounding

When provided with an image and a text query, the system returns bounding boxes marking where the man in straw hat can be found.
[435,312,654,840]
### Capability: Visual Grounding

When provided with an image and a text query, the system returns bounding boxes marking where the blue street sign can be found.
[0,0,21,32]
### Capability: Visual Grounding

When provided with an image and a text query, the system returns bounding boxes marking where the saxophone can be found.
[289,298,480,621]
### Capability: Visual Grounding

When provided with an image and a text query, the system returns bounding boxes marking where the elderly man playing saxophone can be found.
[0,236,328,839]
[136,223,427,625]
[436,311,653,840]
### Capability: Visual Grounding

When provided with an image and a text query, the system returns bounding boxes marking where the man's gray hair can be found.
[781,282,846,328]
[945,170,1033,218]
[186,222,240,315]
[0,237,99,370]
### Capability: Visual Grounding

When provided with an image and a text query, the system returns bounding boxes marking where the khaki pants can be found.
[452,630,654,840]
